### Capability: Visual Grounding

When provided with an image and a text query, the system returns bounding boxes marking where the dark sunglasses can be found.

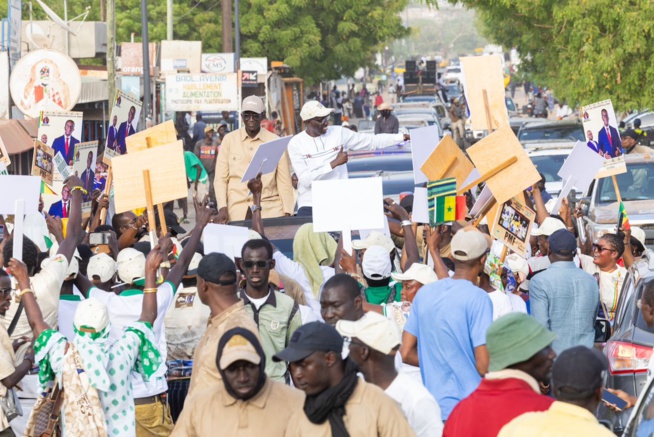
[311,116,329,125]
[242,260,271,269]
[592,244,615,253]
[242,112,261,121]
[0,288,11,298]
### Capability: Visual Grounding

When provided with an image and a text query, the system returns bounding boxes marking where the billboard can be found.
[165,73,238,112]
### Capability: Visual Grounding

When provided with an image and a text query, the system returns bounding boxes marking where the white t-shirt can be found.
[579,254,626,320]
[164,285,211,361]
[487,289,513,321]
[507,292,528,314]
[90,281,175,398]
[385,372,444,437]
[57,285,85,340]
[243,292,270,311]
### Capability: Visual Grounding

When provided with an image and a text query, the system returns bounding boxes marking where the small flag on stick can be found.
[428,178,467,227]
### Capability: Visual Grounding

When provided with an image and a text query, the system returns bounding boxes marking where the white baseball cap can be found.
[241,95,265,114]
[300,100,333,121]
[631,226,646,249]
[116,248,146,284]
[336,312,401,355]
[531,217,566,237]
[391,263,438,285]
[505,253,529,277]
[187,252,203,276]
[352,231,395,253]
[362,245,392,279]
[451,228,489,261]
[87,253,117,283]
[74,297,110,334]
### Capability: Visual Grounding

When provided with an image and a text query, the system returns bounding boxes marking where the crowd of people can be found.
[2,92,654,437]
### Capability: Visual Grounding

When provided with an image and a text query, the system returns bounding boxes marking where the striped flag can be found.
[40,181,56,195]
[618,202,630,231]
[427,178,467,226]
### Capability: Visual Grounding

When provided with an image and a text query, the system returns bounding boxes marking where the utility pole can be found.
[222,0,233,52]
[107,0,115,107]
[234,0,239,70]
[141,0,151,119]
[166,0,173,40]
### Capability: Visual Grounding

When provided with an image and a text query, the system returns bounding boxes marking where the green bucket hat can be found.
[486,313,556,372]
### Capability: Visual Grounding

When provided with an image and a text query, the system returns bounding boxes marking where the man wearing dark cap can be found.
[156,209,187,237]
[499,346,614,436]
[275,322,414,436]
[622,128,652,155]
[530,229,599,355]
[172,327,304,436]
[634,118,649,143]
[187,252,260,397]
[445,313,556,437]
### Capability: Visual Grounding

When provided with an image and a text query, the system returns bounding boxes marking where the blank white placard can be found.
[203,223,251,261]
[410,125,441,185]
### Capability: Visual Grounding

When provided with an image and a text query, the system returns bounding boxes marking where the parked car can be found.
[579,155,654,248]
[527,147,575,197]
[518,119,585,148]
[394,101,451,130]
[444,66,463,83]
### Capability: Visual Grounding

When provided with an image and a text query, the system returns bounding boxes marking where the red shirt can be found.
[444,376,553,437]
[260,118,274,133]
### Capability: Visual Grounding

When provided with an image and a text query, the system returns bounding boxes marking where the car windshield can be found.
[403,96,435,103]
[529,154,568,183]
[519,124,585,142]
[596,163,654,203]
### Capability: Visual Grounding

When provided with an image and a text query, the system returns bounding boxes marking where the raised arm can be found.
[139,247,163,326]
[57,176,85,263]
[384,199,419,271]
[8,258,49,338]
[426,225,451,280]
[531,184,549,225]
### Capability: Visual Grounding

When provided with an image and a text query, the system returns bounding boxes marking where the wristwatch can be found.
[250,205,262,214]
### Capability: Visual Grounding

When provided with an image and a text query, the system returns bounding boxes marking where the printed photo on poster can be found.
[580,99,627,178]
[31,140,54,185]
[38,111,84,177]
[72,141,99,211]
[95,153,109,192]
[491,196,535,257]
[105,90,142,159]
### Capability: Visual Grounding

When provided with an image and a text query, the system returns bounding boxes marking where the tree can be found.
[455,0,654,110]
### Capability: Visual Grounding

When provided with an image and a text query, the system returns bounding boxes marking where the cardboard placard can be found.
[106,90,143,159]
[491,196,535,257]
[203,223,250,261]
[125,120,177,153]
[32,140,54,186]
[312,178,384,232]
[0,137,9,167]
[470,185,494,217]
[0,175,40,214]
[420,135,474,188]
[410,125,441,184]
[72,141,99,212]
[111,141,187,213]
[460,55,509,131]
[37,111,84,174]
[240,136,291,182]
[412,187,429,224]
[580,99,627,178]
[465,125,541,205]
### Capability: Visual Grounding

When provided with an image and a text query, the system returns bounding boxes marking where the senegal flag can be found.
[619,202,630,231]
[40,181,56,195]
[427,178,467,226]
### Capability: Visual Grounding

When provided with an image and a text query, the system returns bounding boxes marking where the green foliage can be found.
[455,0,654,109]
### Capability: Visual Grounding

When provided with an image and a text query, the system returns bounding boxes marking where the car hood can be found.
[592,200,654,224]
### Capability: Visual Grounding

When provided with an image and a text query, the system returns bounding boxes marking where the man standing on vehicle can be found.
[449,97,466,148]
[374,103,399,134]
[288,101,409,217]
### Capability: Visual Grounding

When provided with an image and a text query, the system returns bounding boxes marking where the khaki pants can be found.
[191,181,209,204]
[452,119,465,147]
[135,400,174,437]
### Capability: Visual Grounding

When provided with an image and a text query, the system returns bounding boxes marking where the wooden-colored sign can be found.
[421,135,474,188]
[460,55,509,132]
[125,120,177,153]
[491,196,535,257]
[31,140,54,185]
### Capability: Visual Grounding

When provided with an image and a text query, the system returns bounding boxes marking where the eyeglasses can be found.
[242,260,271,269]
[242,112,261,121]
[0,288,11,298]
[592,244,615,253]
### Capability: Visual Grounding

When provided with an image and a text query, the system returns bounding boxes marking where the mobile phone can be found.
[601,389,628,411]
[89,232,111,246]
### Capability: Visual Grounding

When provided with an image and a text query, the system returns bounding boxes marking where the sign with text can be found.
[580,99,627,178]
[165,73,238,112]
[201,53,234,73]
[241,71,258,88]
[120,43,157,76]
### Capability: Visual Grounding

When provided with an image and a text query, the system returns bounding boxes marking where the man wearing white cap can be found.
[215,95,294,223]
[338,312,443,437]
[374,102,399,134]
[288,100,410,216]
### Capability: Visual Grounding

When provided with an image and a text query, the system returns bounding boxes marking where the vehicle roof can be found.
[523,141,577,151]
[527,147,574,156]
[519,118,583,129]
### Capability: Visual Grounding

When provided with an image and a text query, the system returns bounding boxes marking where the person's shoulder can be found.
[273,290,297,308]
[260,129,279,141]
[359,379,398,406]
[498,410,548,436]
[270,379,305,405]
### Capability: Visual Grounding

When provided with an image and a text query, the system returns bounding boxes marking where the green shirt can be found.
[365,283,402,305]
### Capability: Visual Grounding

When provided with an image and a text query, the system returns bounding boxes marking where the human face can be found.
[128,107,135,123]
[242,111,261,132]
[320,285,360,326]
[622,136,636,150]
[65,121,74,136]
[601,110,610,127]
[223,360,260,399]
[290,352,332,396]
[61,185,70,201]
[87,152,93,168]
[587,130,594,141]
[117,211,137,235]
[0,277,11,316]
[537,235,549,255]
[291,173,298,190]
[41,134,47,143]
[112,115,117,126]
[346,338,367,369]
[400,280,422,303]
[309,116,330,135]
[526,346,557,384]
[241,247,273,290]
[592,238,618,268]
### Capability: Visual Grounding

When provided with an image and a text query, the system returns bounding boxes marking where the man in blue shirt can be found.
[530,229,599,355]
[401,228,493,420]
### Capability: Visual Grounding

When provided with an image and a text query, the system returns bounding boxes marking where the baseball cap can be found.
[505,253,529,277]
[116,248,146,284]
[391,263,438,285]
[553,346,608,399]
[378,103,392,111]
[336,312,401,355]
[531,217,566,237]
[632,226,646,250]
[197,253,237,285]
[156,210,186,236]
[486,313,556,372]
[622,128,640,141]
[362,245,392,279]
[242,96,265,114]
[300,101,333,121]
[451,228,488,261]
[352,231,395,253]
[273,322,343,362]
[548,229,577,256]
[204,125,214,134]
[218,332,261,370]
[87,253,117,283]
[74,297,110,334]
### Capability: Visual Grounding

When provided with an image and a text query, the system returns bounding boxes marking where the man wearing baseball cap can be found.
[374,102,399,134]
[171,327,303,436]
[520,216,570,293]
[337,312,443,436]
[215,95,294,223]
[288,100,411,216]
[499,346,614,436]
[274,322,414,436]
[445,313,556,436]
[401,227,493,420]
[530,229,599,355]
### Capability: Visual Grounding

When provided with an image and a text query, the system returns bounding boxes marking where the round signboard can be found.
[10,49,82,118]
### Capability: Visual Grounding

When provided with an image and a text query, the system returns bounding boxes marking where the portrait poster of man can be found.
[31,140,54,186]
[491,196,535,257]
[72,141,99,212]
[38,111,83,178]
[581,99,627,178]
[105,90,142,159]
